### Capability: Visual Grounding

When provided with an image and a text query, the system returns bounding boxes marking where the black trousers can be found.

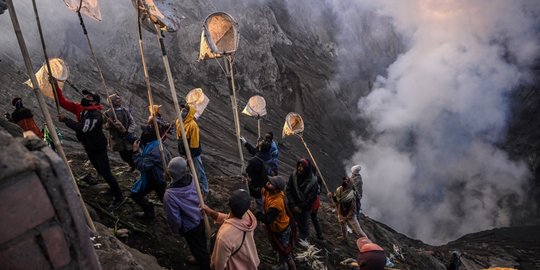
[311,210,323,238]
[86,148,123,201]
[293,209,311,240]
[119,149,135,168]
[130,178,165,215]
[183,222,211,270]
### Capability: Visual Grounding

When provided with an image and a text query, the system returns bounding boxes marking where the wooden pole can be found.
[153,25,211,240]
[223,56,248,192]
[136,3,169,173]
[8,0,96,233]
[76,3,117,121]
[31,0,60,113]
[257,115,261,139]
[299,135,330,194]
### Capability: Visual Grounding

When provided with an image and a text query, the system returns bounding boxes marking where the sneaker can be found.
[109,197,126,210]
[99,189,112,196]
[133,211,155,220]
[81,174,98,185]
[185,255,197,264]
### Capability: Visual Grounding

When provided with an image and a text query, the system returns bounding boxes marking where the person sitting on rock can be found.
[8,97,43,138]
[163,157,210,270]
[130,125,170,219]
[176,104,209,198]
[356,236,386,270]
[241,132,278,176]
[104,94,137,172]
[201,189,259,270]
[255,176,296,270]
[329,176,366,240]
[286,158,319,241]
[56,87,124,209]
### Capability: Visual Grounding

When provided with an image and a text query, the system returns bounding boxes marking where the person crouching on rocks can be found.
[255,176,296,270]
[163,157,210,270]
[130,125,171,219]
[201,189,260,270]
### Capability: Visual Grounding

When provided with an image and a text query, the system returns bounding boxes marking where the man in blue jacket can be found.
[163,157,210,270]
[130,125,170,219]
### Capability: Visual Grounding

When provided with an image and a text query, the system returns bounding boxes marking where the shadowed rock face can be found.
[0,0,401,185]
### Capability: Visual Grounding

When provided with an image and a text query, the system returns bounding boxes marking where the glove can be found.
[240,136,247,145]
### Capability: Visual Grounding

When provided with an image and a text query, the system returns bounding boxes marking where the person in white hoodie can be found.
[201,189,260,270]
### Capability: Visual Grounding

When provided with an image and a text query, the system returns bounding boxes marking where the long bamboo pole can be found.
[136,3,169,173]
[153,25,211,239]
[299,135,330,194]
[257,115,261,139]
[8,0,96,233]
[31,0,60,113]
[76,0,117,121]
[223,55,248,192]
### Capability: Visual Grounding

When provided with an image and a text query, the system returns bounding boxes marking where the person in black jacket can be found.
[58,90,124,209]
[245,138,272,210]
[286,158,319,240]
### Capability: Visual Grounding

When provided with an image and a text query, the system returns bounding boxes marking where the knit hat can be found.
[269,176,287,191]
[168,157,189,184]
[228,189,251,218]
[356,237,384,253]
[351,165,362,175]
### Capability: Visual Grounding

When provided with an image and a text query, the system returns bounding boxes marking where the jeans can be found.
[130,177,166,215]
[86,148,123,201]
[193,155,208,195]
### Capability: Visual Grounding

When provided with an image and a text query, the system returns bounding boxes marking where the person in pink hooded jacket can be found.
[202,189,260,270]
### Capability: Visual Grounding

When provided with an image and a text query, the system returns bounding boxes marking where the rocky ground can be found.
[66,148,540,270]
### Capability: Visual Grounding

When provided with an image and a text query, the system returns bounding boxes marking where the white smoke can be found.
[346,0,540,244]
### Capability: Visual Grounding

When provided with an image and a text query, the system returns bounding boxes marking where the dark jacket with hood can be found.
[245,141,272,198]
[286,159,319,211]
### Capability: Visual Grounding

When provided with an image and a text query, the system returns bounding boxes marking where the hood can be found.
[183,105,196,124]
[224,210,257,232]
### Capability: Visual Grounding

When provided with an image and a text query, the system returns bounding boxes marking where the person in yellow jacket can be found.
[176,104,208,197]
[256,176,297,270]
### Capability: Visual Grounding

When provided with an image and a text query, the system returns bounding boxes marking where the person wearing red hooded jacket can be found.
[8,97,43,138]
[56,85,124,209]
[356,236,386,270]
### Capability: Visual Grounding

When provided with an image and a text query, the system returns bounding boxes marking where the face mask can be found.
[81,98,92,107]
[181,108,189,119]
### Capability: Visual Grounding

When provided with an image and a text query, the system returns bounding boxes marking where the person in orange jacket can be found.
[8,97,43,138]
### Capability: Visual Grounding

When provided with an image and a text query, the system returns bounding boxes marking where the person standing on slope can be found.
[201,189,260,270]
[56,86,124,209]
[104,94,137,172]
[163,157,211,270]
[176,104,209,198]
